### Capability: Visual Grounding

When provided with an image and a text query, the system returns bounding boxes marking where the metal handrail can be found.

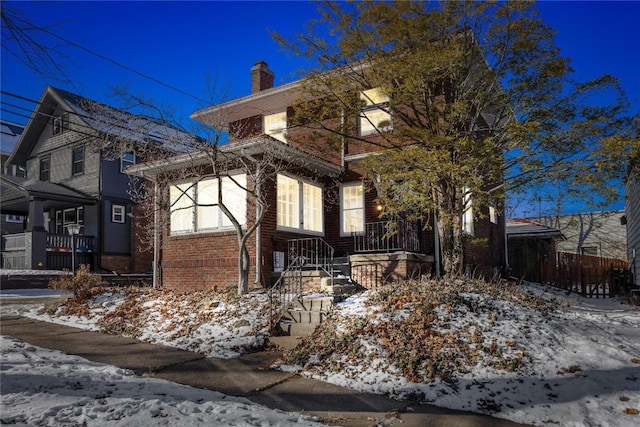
[353,220,420,253]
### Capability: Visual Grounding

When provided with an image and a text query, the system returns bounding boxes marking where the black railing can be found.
[353,220,420,253]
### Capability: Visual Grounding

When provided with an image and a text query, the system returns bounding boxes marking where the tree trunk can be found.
[237,242,250,295]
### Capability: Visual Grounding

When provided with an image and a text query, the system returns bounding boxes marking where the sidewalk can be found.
[0,314,528,427]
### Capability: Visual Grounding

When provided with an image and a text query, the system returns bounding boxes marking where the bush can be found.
[48,264,103,301]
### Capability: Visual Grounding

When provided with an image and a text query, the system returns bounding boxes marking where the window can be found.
[264,111,287,143]
[55,207,84,234]
[39,156,50,181]
[3,164,26,177]
[582,246,598,256]
[341,183,364,235]
[277,174,323,234]
[72,147,84,175]
[52,113,69,135]
[462,187,473,235]
[112,204,126,223]
[169,174,247,235]
[121,152,135,172]
[489,204,498,225]
[359,87,392,136]
[6,215,23,223]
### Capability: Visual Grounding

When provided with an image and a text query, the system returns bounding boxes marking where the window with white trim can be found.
[112,204,126,223]
[264,111,287,143]
[359,87,392,136]
[489,204,498,225]
[121,152,135,172]
[54,206,84,234]
[341,183,364,235]
[169,174,247,235]
[277,174,323,233]
[462,188,474,235]
[52,113,69,135]
[6,215,23,223]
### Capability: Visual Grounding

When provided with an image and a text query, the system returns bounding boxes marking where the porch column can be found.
[25,198,47,269]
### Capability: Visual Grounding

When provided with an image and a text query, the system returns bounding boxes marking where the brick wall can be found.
[463,204,506,279]
[101,254,131,273]
[161,230,257,291]
[350,252,434,289]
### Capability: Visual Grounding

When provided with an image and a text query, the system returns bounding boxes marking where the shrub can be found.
[48,264,103,301]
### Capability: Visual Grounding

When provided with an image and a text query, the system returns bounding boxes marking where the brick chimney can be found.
[251,60,274,93]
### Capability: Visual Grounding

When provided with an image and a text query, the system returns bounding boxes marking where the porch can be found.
[1,232,95,271]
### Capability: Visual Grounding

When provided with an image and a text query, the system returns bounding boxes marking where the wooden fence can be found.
[540,252,629,298]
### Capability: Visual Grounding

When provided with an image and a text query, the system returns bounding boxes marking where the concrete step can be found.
[269,335,305,350]
[282,309,329,324]
[278,322,318,337]
[291,296,336,312]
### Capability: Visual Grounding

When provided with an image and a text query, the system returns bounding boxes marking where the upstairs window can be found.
[341,183,364,235]
[52,113,69,135]
[39,155,50,182]
[72,147,84,175]
[359,87,392,136]
[112,204,126,224]
[264,111,287,143]
[121,152,135,172]
[277,174,323,234]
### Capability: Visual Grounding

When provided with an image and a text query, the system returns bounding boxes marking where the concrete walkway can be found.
[0,314,528,427]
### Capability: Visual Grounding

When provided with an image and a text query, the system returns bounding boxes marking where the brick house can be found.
[0,86,193,273]
[129,61,506,290]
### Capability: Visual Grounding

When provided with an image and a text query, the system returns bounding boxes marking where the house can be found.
[0,86,194,273]
[128,61,506,291]
[533,211,627,260]
[1,120,26,235]
[506,218,565,282]
[626,162,639,287]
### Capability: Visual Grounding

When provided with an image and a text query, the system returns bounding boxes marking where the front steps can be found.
[270,295,336,350]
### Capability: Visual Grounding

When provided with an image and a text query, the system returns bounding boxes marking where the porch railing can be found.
[1,233,27,269]
[268,238,335,329]
[0,232,95,270]
[353,220,420,253]
[46,234,94,253]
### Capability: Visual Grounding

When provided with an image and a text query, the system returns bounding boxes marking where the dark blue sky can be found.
[1,0,638,214]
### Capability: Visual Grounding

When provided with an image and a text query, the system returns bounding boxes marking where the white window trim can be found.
[6,214,23,223]
[276,174,324,236]
[462,188,474,235]
[168,173,247,236]
[121,152,136,173]
[264,111,288,143]
[340,182,365,236]
[112,204,126,224]
[359,87,392,137]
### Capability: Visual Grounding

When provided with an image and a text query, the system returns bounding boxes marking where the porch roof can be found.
[126,136,343,180]
[0,175,97,215]
[506,218,565,240]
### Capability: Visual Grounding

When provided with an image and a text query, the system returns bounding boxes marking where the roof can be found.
[0,121,25,156]
[126,136,342,180]
[8,86,199,165]
[0,175,97,214]
[506,218,565,240]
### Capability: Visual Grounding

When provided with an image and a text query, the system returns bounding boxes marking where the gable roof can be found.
[506,218,565,240]
[8,86,199,165]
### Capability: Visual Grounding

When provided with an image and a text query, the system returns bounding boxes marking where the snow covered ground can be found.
[0,335,325,426]
[3,282,640,426]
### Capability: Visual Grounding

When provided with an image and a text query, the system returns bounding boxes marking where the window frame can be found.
[358,87,392,137]
[276,173,324,235]
[39,155,50,182]
[462,188,474,235]
[168,173,247,236]
[6,214,23,223]
[340,182,365,236]
[121,152,136,173]
[52,113,69,135]
[264,111,288,143]
[112,204,126,224]
[72,146,84,176]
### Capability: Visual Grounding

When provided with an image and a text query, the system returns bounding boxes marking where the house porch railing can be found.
[353,220,420,253]
[1,232,95,270]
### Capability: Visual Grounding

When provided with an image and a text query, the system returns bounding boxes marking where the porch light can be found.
[66,224,82,274]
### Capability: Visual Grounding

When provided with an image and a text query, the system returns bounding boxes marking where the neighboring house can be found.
[506,218,564,282]
[129,61,506,290]
[626,164,639,287]
[0,86,193,273]
[533,211,627,260]
[1,120,26,235]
